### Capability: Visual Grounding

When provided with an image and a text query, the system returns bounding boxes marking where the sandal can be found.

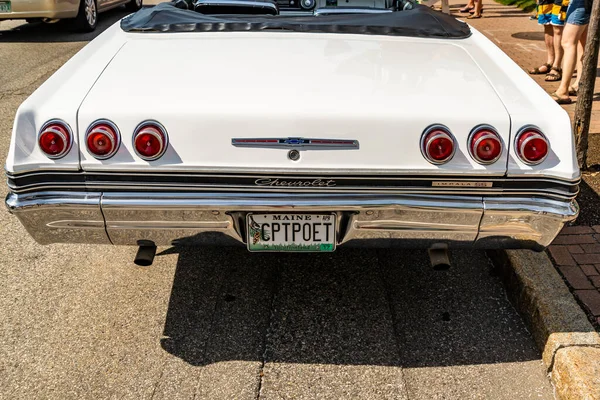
[545,67,562,82]
[529,63,551,75]
[550,92,572,104]
[467,13,482,18]
[469,7,483,13]
[459,5,474,12]
[569,86,578,96]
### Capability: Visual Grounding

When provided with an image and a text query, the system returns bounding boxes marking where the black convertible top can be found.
[120,2,471,39]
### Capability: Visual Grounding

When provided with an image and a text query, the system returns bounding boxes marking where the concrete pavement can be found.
[0,8,555,400]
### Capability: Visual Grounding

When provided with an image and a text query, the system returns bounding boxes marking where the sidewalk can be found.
[445,0,600,329]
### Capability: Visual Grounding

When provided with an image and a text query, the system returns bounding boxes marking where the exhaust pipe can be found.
[428,244,451,270]
[134,244,157,266]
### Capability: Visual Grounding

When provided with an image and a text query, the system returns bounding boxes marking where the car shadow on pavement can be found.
[0,7,131,43]
[159,246,544,368]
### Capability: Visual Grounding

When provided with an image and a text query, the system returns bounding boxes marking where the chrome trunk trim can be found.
[4,166,583,182]
[231,137,359,149]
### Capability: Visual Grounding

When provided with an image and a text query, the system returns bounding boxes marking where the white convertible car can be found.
[5,1,579,260]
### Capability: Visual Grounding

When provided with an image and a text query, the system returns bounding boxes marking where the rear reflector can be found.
[38,120,72,159]
[468,126,502,164]
[133,121,168,161]
[421,125,455,164]
[516,127,549,165]
[86,120,120,159]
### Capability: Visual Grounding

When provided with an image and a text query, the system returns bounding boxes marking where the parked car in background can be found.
[0,0,142,31]
[4,1,579,259]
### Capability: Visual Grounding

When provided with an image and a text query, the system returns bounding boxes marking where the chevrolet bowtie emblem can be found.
[231,137,359,149]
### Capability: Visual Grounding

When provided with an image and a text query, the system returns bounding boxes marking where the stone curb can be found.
[487,249,600,399]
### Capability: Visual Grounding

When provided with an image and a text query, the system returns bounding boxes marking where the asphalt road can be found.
[0,12,555,399]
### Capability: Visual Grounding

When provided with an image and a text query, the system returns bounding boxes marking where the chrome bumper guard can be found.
[5,191,578,250]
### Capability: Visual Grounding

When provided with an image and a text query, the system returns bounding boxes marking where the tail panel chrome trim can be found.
[5,170,579,200]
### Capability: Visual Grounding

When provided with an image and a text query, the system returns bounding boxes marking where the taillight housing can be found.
[38,120,72,159]
[86,120,120,159]
[468,125,503,164]
[421,125,456,164]
[515,126,549,165]
[133,121,168,161]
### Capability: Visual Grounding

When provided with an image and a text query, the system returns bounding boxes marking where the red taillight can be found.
[38,120,72,159]
[516,127,549,165]
[133,121,168,161]
[86,120,120,159]
[469,126,502,164]
[421,126,455,164]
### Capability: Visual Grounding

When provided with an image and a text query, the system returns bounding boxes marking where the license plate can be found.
[247,213,336,252]
[0,1,11,12]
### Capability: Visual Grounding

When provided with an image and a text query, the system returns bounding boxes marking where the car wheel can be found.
[72,0,97,32]
[126,0,143,12]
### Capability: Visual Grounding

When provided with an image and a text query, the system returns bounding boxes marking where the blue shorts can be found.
[566,0,590,25]
[537,0,569,25]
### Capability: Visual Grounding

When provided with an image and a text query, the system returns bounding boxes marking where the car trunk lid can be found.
[78,32,510,175]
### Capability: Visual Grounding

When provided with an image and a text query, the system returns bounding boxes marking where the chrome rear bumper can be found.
[5,191,578,250]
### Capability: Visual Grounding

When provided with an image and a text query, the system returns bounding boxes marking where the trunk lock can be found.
[288,149,300,161]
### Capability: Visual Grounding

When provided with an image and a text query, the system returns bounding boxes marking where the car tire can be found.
[126,0,143,12]
[71,0,97,32]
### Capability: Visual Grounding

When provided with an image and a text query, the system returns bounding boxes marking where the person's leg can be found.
[468,0,482,17]
[546,24,564,80]
[459,0,475,12]
[572,25,588,91]
[555,23,588,98]
[531,24,554,73]
[545,24,555,66]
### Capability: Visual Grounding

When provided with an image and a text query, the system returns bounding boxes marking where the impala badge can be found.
[433,181,493,188]
[232,137,359,149]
